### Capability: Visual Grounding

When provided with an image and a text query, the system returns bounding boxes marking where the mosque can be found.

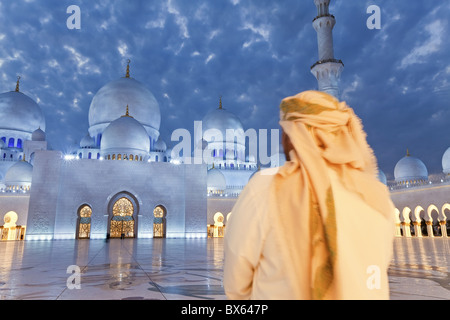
[0,61,262,240]
[0,0,448,241]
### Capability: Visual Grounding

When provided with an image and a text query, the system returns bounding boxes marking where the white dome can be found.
[31,128,46,141]
[88,77,160,141]
[100,112,150,157]
[201,103,244,145]
[80,133,95,148]
[4,160,33,187]
[207,168,226,191]
[0,91,46,133]
[394,152,428,183]
[154,138,167,152]
[442,147,450,174]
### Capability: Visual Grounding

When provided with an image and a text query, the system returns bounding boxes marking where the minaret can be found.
[310,0,344,98]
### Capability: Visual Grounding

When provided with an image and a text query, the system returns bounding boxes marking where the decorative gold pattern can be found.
[153,206,164,218]
[121,105,133,118]
[125,59,131,78]
[78,205,92,239]
[153,206,166,238]
[310,187,337,300]
[113,198,133,217]
[110,198,135,238]
[80,205,92,218]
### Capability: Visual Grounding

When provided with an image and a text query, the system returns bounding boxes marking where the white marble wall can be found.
[25,150,207,240]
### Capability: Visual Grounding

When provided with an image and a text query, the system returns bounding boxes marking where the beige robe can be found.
[223,167,395,300]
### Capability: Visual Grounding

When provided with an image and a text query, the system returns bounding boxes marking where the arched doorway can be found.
[153,205,167,238]
[208,212,225,238]
[77,205,92,239]
[1,211,26,241]
[109,197,135,238]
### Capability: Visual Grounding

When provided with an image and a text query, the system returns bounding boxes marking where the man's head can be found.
[279,90,340,162]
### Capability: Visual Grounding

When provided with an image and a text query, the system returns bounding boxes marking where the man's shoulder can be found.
[248,167,279,182]
[245,167,279,194]
[231,168,278,222]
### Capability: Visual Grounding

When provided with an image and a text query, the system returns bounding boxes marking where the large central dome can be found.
[88,75,161,142]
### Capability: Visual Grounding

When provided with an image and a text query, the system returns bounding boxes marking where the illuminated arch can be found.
[426,204,439,222]
[401,207,411,223]
[107,192,138,238]
[413,206,424,237]
[153,205,167,238]
[77,204,92,239]
[208,212,225,238]
[1,211,25,241]
[413,206,424,222]
[425,204,439,237]
[440,203,450,222]
[401,207,412,237]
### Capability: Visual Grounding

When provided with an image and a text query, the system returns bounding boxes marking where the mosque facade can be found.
[0,63,260,241]
[0,0,448,241]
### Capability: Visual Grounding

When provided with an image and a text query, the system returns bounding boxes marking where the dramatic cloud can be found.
[0,0,449,179]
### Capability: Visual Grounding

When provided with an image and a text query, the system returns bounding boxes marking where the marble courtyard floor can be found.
[0,237,448,300]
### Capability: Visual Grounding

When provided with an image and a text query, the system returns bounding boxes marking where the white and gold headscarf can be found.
[274,90,392,299]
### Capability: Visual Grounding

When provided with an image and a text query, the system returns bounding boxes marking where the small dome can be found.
[80,133,95,148]
[154,138,167,152]
[394,151,428,183]
[207,168,226,191]
[0,90,46,133]
[4,160,33,187]
[32,128,46,141]
[100,110,150,157]
[201,99,244,145]
[442,147,450,175]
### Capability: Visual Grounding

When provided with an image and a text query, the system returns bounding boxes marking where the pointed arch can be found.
[426,204,439,222]
[77,204,92,239]
[107,191,139,238]
[440,203,450,222]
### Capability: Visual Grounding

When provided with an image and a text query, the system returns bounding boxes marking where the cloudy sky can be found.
[1,0,449,179]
